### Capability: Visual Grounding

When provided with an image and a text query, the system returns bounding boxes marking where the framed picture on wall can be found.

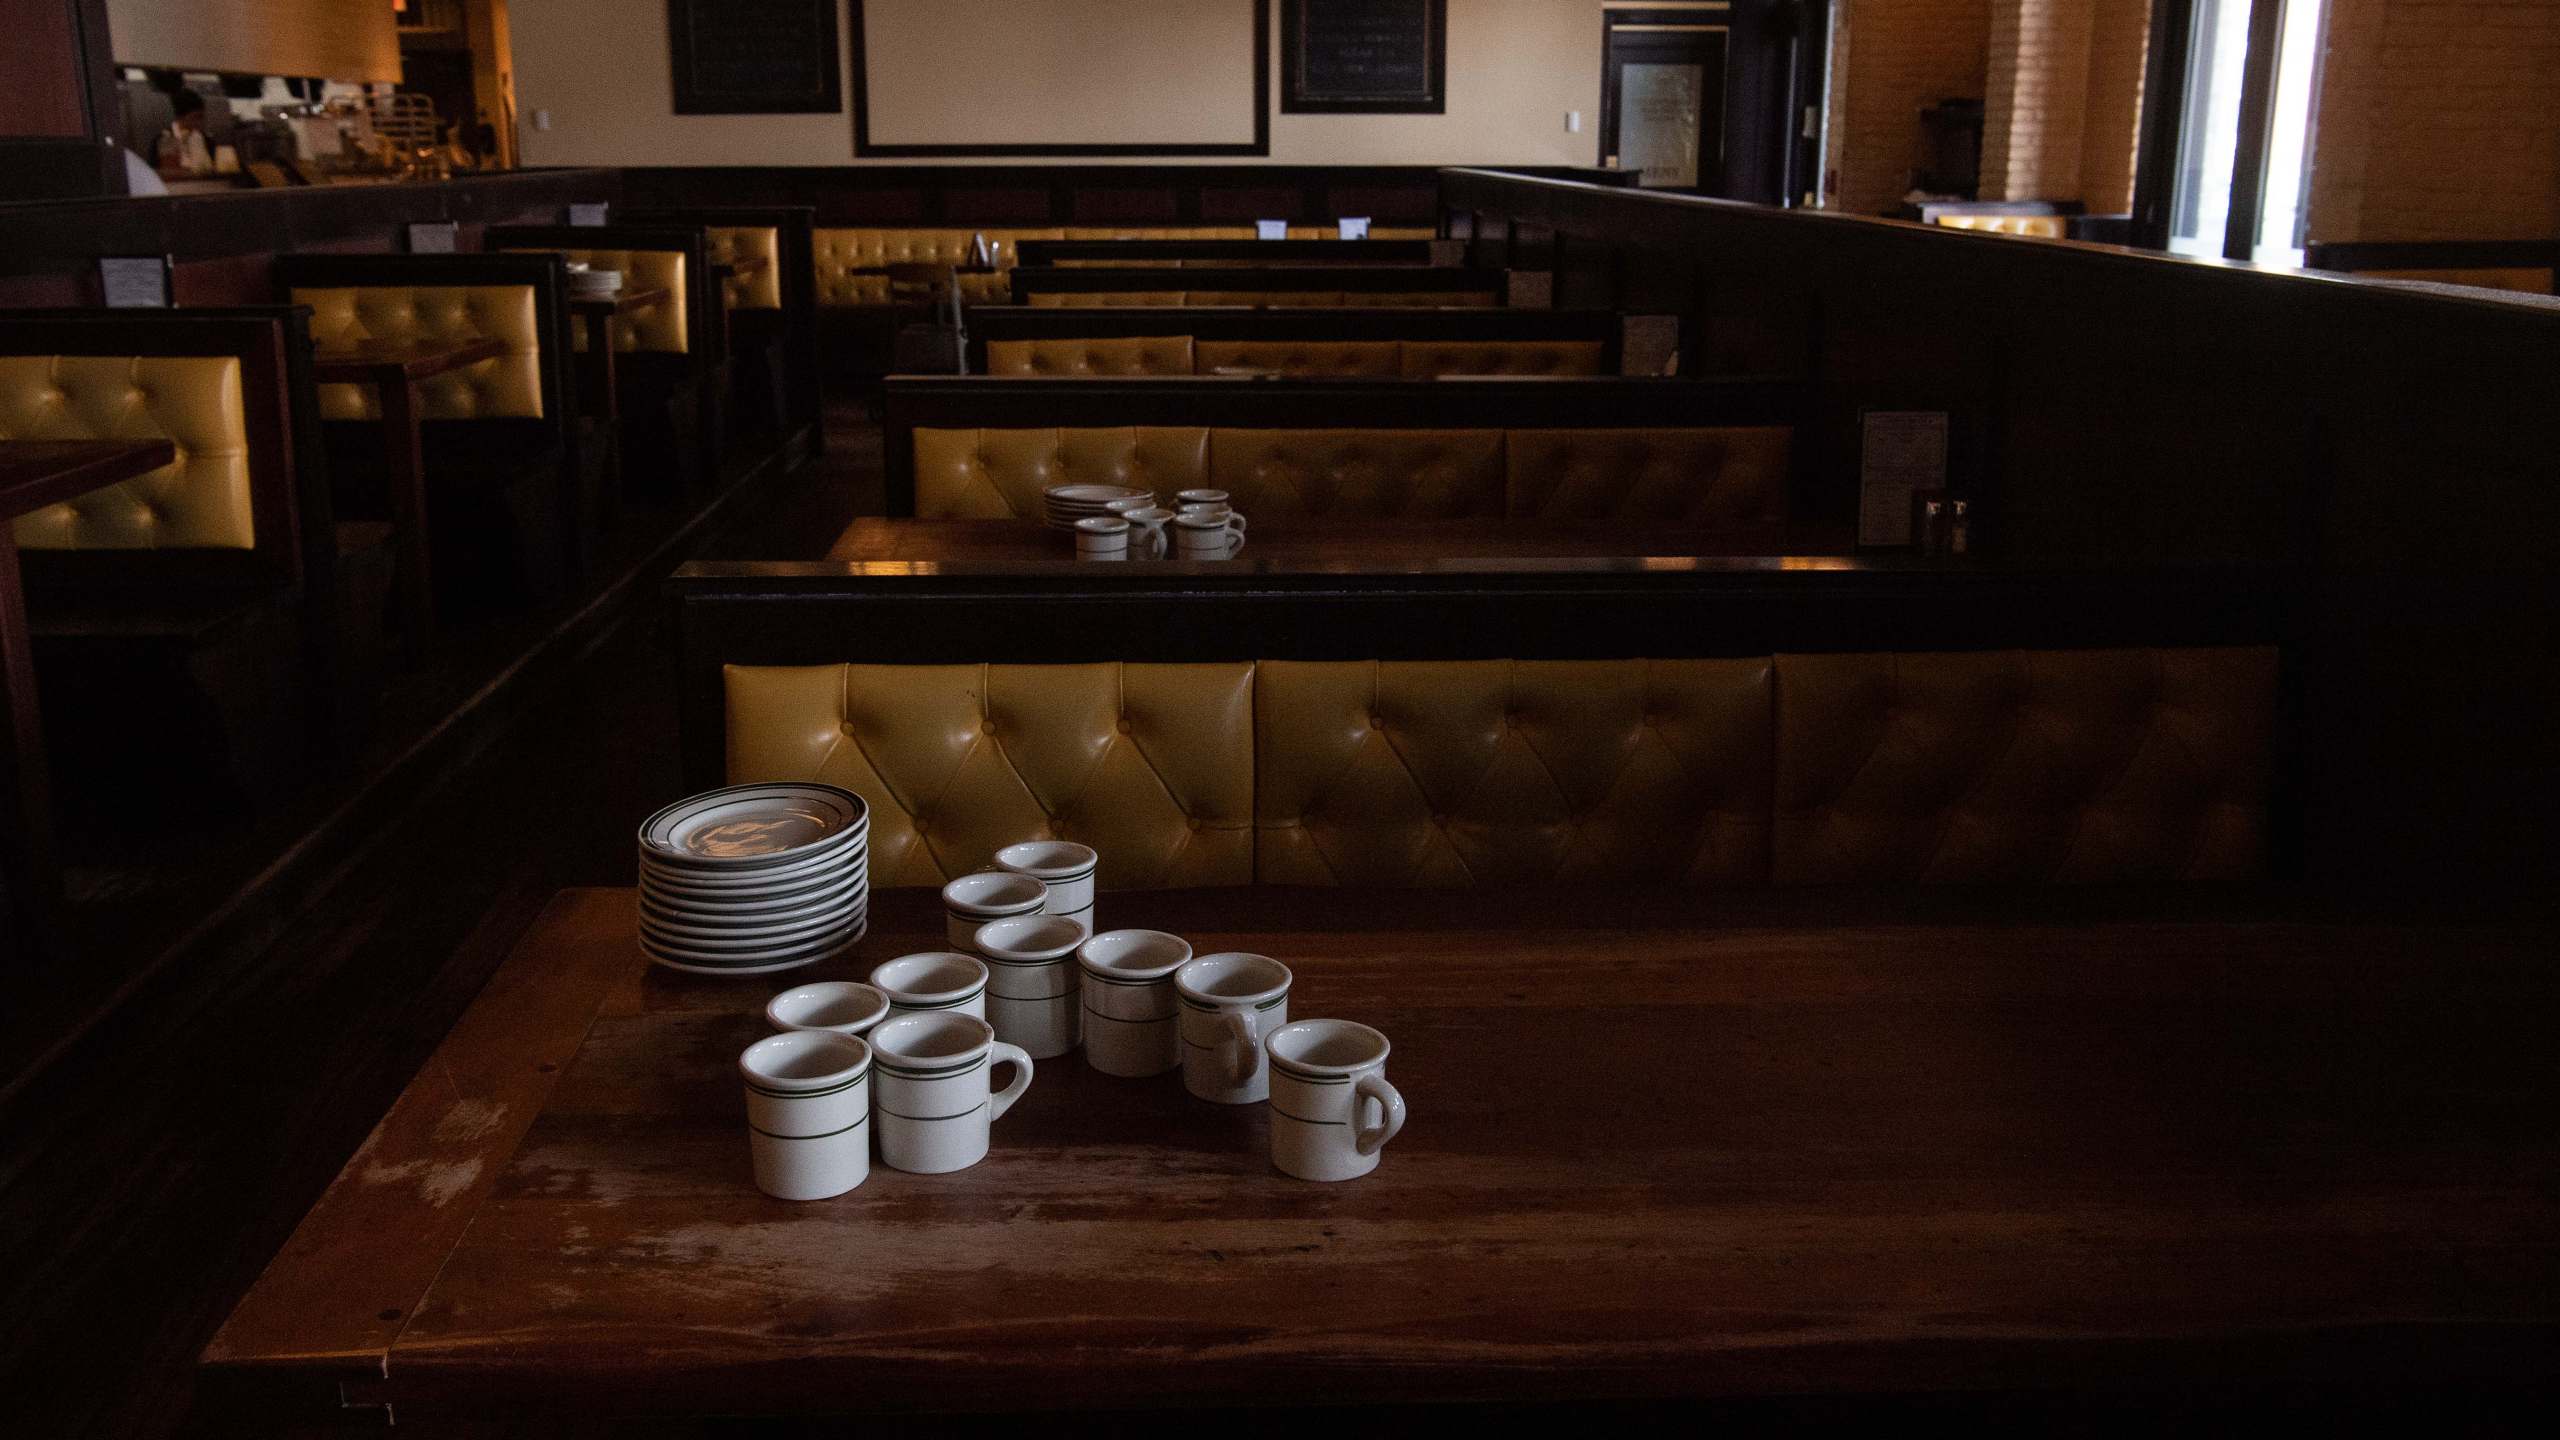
[1282,0,1446,114]
[668,0,844,115]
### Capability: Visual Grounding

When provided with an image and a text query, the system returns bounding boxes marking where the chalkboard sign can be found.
[668,0,843,115]
[1282,0,1445,114]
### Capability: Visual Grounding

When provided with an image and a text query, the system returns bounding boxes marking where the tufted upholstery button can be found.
[1117,718,1133,735]
[981,719,998,736]
[1368,713,1386,730]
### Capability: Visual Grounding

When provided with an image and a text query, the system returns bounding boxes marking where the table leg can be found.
[382,379,436,650]
[0,532,62,961]
[578,312,623,534]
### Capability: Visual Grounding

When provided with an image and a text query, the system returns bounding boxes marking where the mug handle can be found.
[1353,1074,1406,1157]
[1140,524,1167,559]
[988,1042,1035,1123]
[1223,515,1246,558]
[1219,1010,1262,1086]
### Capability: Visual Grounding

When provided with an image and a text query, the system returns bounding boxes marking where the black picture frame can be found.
[850,0,1271,156]
[1281,0,1446,115]
[668,0,845,116]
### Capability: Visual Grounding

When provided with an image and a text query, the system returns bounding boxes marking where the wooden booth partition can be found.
[1434,169,2560,893]
[1008,265,1504,309]
[877,375,1814,544]
[622,205,826,456]
[964,306,1626,378]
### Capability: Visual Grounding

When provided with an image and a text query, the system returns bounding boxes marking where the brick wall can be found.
[2307,0,2560,242]
[1829,0,1996,215]
[2078,0,2151,213]
[1983,0,2097,201]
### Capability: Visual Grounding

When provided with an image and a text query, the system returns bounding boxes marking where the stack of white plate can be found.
[1042,483,1151,532]
[569,267,624,296]
[637,783,869,975]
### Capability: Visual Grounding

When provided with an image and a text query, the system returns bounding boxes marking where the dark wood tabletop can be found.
[566,283,671,318]
[309,335,509,385]
[200,884,2560,1422]
[0,438,178,515]
[827,516,1797,567]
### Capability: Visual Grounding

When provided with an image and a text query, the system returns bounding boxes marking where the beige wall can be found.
[1981,0,2096,201]
[107,0,400,84]
[2307,0,2560,243]
[513,0,1604,168]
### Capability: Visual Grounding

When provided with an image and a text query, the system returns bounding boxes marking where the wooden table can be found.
[201,885,2560,1423]
[0,440,178,956]
[828,516,1794,567]
[310,337,509,648]
[564,284,671,425]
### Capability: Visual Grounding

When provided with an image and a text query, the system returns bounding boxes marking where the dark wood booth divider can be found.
[964,306,1626,376]
[879,375,1813,534]
[1437,168,2560,890]
[1008,265,1504,307]
[1013,238,1444,267]
[621,205,825,453]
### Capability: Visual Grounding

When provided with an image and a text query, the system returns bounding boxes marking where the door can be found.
[1604,16,1727,191]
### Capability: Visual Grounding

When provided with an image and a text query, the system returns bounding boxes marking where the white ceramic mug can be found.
[994,840,1096,933]
[1265,1019,1407,1182]
[1173,511,1247,560]
[869,952,988,1021]
[1175,489,1230,509]
[869,1012,1034,1174]
[1076,929,1191,1077]
[739,1030,872,1200]
[764,981,889,1039]
[972,913,1087,1060]
[1074,516,1129,561]
[1174,952,1292,1104]
[1102,496,1159,517]
[1116,505,1174,559]
[941,870,1048,950]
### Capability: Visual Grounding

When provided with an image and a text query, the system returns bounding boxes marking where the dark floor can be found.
[0,411,876,1438]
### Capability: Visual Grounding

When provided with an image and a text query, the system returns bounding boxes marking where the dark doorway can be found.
[1602,11,1727,191]
[1602,3,1818,205]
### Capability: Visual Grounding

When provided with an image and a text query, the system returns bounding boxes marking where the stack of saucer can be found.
[1042,483,1151,532]
[637,783,869,975]
[568,264,623,297]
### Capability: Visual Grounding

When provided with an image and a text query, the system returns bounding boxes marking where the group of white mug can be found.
[1075,488,1250,561]
[734,840,1407,1200]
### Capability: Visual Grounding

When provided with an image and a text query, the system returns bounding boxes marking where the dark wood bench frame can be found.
[964,305,1626,375]
[481,224,723,491]
[1013,238,1441,267]
[879,375,1813,519]
[621,205,826,450]
[2301,240,2560,295]
[1007,265,1507,306]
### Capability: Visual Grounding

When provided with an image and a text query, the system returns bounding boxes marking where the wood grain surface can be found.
[204,885,2560,1422]
[825,517,1796,567]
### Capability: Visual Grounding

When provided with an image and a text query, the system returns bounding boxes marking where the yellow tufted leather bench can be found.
[812,228,1067,308]
[1401,339,1606,378]
[984,337,1606,379]
[1256,659,1775,887]
[913,426,1210,518]
[291,285,546,422]
[985,335,1196,377]
[725,661,1257,890]
[722,647,2275,889]
[1209,429,1507,517]
[1506,428,1793,525]
[1,354,256,550]
[506,247,690,353]
[910,424,1791,524]
[1026,290,1189,308]
[705,225,784,311]
[1195,339,1402,377]
[1771,648,2275,884]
